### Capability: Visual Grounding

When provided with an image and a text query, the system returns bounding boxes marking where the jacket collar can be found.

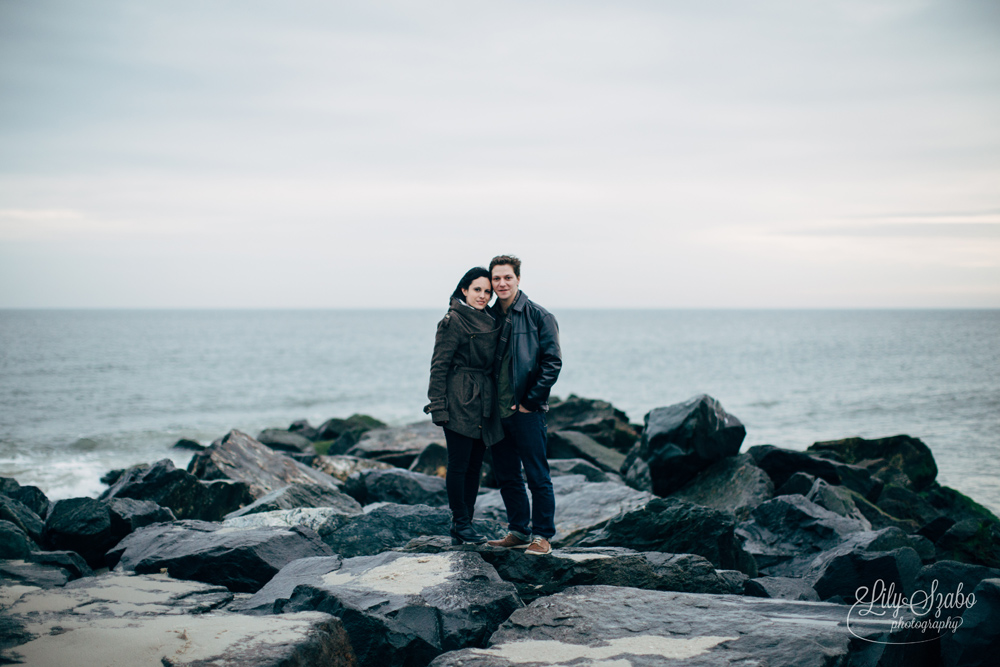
[508,289,528,313]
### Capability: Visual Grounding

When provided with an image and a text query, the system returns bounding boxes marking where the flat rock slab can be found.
[476,475,654,545]
[0,573,355,666]
[345,468,448,507]
[428,585,916,667]
[346,421,446,468]
[236,550,522,667]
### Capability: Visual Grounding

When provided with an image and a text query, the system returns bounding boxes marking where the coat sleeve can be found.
[521,311,562,411]
[424,315,460,424]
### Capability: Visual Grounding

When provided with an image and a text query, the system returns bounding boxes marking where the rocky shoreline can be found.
[2,394,998,666]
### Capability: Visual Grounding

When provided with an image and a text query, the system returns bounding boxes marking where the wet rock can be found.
[187,429,344,500]
[574,496,755,574]
[312,455,395,482]
[747,445,842,490]
[921,482,1000,526]
[744,576,820,601]
[547,430,626,474]
[42,497,175,569]
[876,483,943,527]
[775,472,818,497]
[346,421,444,468]
[548,458,624,484]
[223,507,361,541]
[808,434,938,492]
[408,441,448,478]
[0,560,70,588]
[0,495,44,545]
[622,395,746,497]
[0,572,355,667]
[0,520,33,559]
[621,452,653,493]
[804,478,871,526]
[321,503,504,558]
[257,428,315,453]
[934,518,1000,568]
[108,520,334,593]
[813,546,923,602]
[428,585,910,667]
[0,477,50,519]
[914,560,1000,609]
[100,458,252,521]
[317,413,385,441]
[671,453,773,520]
[238,550,522,667]
[400,538,736,603]
[26,549,92,580]
[223,483,362,519]
[344,468,448,507]
[545,395,639,452]
[941,577,1000,667]
[289,419,320,441]
[477,475,654,545]
[736,495,868,577]
[172,438,206,451]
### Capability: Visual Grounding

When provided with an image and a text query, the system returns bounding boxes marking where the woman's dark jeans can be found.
[443,427,486,525]
[490,410,555,539]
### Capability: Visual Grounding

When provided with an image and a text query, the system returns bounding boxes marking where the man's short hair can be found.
[489,254,521,278]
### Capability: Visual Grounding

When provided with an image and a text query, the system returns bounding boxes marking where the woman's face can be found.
[462,277,492,310]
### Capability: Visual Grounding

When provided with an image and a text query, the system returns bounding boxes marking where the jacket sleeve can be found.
[424,315,459,424]
[521,311,562,411]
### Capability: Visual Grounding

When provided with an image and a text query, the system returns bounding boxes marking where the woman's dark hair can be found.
[450,267,492,303]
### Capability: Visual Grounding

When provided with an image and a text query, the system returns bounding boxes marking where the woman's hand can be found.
[516,404,532,413]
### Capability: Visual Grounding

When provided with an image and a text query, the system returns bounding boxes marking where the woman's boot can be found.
[450,517,486,545]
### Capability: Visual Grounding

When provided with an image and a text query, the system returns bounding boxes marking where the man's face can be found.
[491,264,520,302]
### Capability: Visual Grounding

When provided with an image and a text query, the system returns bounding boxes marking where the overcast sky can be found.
[1,0,998,308]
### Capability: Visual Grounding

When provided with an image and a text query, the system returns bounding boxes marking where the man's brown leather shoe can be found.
[525,537,551,555]
[486,532,530,549]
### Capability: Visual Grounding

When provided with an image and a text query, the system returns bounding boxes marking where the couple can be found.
[424,254,561,556]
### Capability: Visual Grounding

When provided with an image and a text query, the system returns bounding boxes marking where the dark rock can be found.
[317,413,385,441]
[574,496,755,574]
[0,477,50,519]
[187,429,344,500]
[477,475,654,545]
[223,507,362,541]
[0,560,70,588]
[400,538,736,603]
[222,483,362,519]
[0,572,355,666]
[345,468,449,507]
[109,520,335,592]
[428,585,914,667]
[545,395,639,452]
[876,483,943,527]
[921,482,1000,525]
[312,454,395,482]
[808,434,938,492]
[547,430,627,474]
[935,518,1000,568]
[26,549,93,580]
[236,550,521,667]
[919,515,957,542]
[289,418,320,441]
[804,478,871,526]
[621,449,653,493]
[548,458,624,484]
[671,453,773,520]
[775,471,817,497]
[257,428,315,453]
[915,560,1000,612]
[42,497,175,569]
[748,444,842,490]
[172,438,206,451]
[0,495,45,545]
[100,458,252,521]
[839,485,920,533]
[321,503,504,558]
[744,576,820,601]
[100,468,126,485]
[622,395,746,497]
[283,451,318,466]
[941,578,1000,667]
[813,546,923,602]
[715,569,751,594]
[0,520,33,559]
[736,494,868,577]
[408,441,448,479]
[345,420,444,468]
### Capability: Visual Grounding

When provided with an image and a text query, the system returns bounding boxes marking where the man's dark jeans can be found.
[491,410,555,539]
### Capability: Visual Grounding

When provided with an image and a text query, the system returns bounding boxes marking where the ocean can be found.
[1,309,998,514]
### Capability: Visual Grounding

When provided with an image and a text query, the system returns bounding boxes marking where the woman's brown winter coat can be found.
[424,298,503,446]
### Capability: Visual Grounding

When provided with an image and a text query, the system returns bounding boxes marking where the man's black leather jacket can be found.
[491,290,562,413]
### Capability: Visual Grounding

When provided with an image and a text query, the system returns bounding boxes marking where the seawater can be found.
[1,309,997,514]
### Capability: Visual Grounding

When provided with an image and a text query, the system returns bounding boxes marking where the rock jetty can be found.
[2,394,998,667]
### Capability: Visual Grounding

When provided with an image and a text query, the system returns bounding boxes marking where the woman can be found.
[424,267,503,544]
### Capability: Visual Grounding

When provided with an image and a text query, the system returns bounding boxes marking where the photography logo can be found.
[848,579,976,644]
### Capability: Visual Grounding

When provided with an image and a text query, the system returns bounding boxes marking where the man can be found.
[485,254,562,555]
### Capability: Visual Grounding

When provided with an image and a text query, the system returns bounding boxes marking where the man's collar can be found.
[510,290,527,311]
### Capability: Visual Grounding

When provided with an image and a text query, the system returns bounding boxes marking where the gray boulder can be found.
[941,577,1000,667]
[0,560,72,588]
[346,420,445,468]
[0,477,50,519]
[100,458,252,521]
[545,394,639,452]
[408,441,449,478]
[345,468,449,507]
[808,434,938,492]
[622,395,746,497]
[574,496,755,574]
[108,520,334,592]
[288,418,320,441]
[0,572,355,666]
[223,483,362,519]
[934,518,1000,568]
[915,560,1000,608]
[547,430,627,474]
[813,546,923,602]
[671,453,773,520]
[257,428,315,453]
[0,495,44,545]
[223,506,361,541]
[237,550,522,667]
[748,444,842,490]
[744,576,820,601]
[0,520,33,559]
[548,458,624,484]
